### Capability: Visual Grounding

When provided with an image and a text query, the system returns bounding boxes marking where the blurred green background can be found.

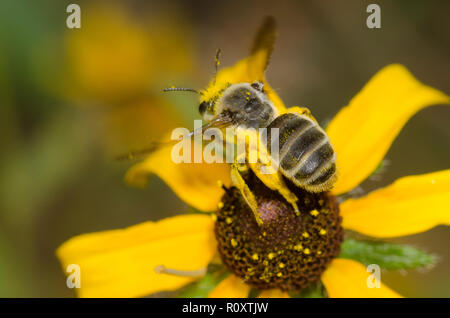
[0,0,449,297]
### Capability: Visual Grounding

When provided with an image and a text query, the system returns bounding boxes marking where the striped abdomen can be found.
[265,113,337,192]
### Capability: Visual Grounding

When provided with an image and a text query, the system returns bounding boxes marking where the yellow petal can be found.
[326,64,450,195]
[57,214,216,297]
[247,16,277,81]
[258,289,290,298]
[201,17,287,113]
[125,144,231,212]
[208,275,250,298]
[322,259,402,298]
[341,170,450,238]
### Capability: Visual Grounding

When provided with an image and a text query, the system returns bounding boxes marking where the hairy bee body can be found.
[203,82,337,193]
[265,112,337,192]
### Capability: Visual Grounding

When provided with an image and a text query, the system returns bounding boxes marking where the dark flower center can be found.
[214,173,344,291]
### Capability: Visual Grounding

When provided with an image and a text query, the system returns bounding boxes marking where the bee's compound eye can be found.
[199,101,208,115]
[251,82,264,91]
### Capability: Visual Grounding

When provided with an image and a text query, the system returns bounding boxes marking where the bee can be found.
[141,17,336,223]
[198,80,337,192]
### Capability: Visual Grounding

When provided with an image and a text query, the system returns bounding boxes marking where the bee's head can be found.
[204,82,277,129]
[198,99,215,121]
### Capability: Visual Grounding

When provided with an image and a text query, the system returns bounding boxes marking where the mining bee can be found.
[137,17,337,223]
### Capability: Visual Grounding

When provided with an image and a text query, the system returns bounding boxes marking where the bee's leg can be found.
[287,106,318,123]
[248,150,300,216]
[230,162,263,225]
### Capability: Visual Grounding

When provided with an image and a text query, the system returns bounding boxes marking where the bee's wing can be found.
[247,16,278,80]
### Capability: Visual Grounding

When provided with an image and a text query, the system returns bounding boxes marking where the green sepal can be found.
[248,288,262,298]
[289,281,325,298]
[339,238,436,270]
[371,160,388,177]
[176,264,229,298]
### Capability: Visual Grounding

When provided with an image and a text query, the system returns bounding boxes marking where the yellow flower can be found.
[57,21,450,298]
[65,2,194,103]
[63,2,193,156]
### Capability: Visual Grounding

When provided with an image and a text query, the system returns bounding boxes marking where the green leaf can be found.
[248,288,262,298]
[176,265,230,298]
[289,281,325,298]
[340,238,436,270]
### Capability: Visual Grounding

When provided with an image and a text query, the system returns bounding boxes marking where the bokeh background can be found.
[0,0,449,297]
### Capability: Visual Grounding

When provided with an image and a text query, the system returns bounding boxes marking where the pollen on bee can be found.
[304,248,311,255]
[302,232,310,238]
[268,252,275,260]
[319,229,327,236]
[277,272,283,277]
[252,253,259,260]
[225,217,233,224]
[310,209,319,217]
[278,262,285,269]
[231,238,238,247]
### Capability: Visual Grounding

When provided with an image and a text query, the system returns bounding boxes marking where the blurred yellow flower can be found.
[57,19,450,298]
[65,2,194,103]
[63,2,195,155]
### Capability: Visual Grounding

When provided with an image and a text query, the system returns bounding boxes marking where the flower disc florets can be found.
[215,174,344,291]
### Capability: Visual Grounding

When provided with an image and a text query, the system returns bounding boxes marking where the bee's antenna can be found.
[163,87,203,95]
[213,48,221,84]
